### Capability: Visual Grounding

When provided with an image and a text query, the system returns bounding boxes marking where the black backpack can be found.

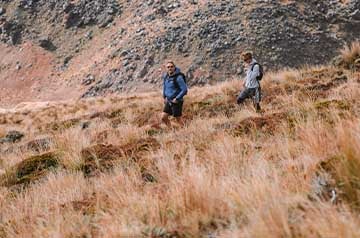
[174,72,187,85]
[251,63,264,81]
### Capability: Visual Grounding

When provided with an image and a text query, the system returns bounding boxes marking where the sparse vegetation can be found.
[0,46,360,237]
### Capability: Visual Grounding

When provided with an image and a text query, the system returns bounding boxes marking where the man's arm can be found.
[162,75,166,99]
[175,75,188,100]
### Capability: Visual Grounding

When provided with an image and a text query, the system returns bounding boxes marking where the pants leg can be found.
[253,87,261,112]
[171,101,183,117]
[237,88,255,104]
[163,101,173,116]
[254,86,261,104]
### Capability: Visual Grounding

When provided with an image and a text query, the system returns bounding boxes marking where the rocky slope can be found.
[0,0,359,105]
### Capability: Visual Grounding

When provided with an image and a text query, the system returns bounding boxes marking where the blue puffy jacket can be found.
[162,67,188,101]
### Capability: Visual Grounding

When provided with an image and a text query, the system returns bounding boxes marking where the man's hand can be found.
[171,98,178,104]
[164,98,168,103]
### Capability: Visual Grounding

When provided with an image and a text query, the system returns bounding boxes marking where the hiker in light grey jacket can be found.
[237,52,262,112]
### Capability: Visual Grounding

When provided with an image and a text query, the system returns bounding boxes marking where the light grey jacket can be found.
[244,59,260,88]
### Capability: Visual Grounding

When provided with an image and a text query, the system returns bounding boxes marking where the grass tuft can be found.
[0,151,61,187]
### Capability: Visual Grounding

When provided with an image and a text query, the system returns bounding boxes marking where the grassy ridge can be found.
[0,42,359,237]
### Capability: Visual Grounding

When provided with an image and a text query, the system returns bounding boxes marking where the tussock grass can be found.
[0,46,360,237]
[340,41,360,67]
[318,120,360,210]
[0,151,62,187]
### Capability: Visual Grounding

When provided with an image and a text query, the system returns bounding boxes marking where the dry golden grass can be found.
[0,49,359,237]
[340,41,360,66]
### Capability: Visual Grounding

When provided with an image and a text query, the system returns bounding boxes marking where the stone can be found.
[0,8,5,16]
[38,36,57,51]
[82,74,95,86]
[80,121,91,129]
[0,130,24,144]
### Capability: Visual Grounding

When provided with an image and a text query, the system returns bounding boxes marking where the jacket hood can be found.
[173,67,181,75]
[250,59,257,65]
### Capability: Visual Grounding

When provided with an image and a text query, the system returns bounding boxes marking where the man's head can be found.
[166,61,176,75]
[241,51,252,64]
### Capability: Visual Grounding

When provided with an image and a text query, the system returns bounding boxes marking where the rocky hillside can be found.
[0,0,359,105]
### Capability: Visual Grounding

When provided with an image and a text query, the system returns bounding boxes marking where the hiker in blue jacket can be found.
[161,61,188,127]
[237,52,262,112]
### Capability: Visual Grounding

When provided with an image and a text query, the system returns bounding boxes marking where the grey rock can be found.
[63,55,72,66]
[58,0,122,28]
[38,36,57,51]
[80,121,90,129]
[85,31,93,39]
[0,20,23,45]
[0,130,24,144]
[350,9,360,20]
[82,74,95,86]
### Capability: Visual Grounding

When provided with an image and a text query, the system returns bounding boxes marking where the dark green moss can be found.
[1,151,61,187]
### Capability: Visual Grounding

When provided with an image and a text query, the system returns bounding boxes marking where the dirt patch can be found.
[0,42,56,107]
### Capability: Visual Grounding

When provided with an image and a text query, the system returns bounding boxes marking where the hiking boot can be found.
[255,103,261,113]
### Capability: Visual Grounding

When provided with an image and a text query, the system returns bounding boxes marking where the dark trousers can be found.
[163,100,184,117]
[237,87,261,111]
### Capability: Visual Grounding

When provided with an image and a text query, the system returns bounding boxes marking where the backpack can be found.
[163,72,187,87]
[174,72,187,85]
[251,63,264,81]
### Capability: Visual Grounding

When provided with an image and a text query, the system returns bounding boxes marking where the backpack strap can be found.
[251,63,259,71]
[164,72,185,89]
[173,73,185,89]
